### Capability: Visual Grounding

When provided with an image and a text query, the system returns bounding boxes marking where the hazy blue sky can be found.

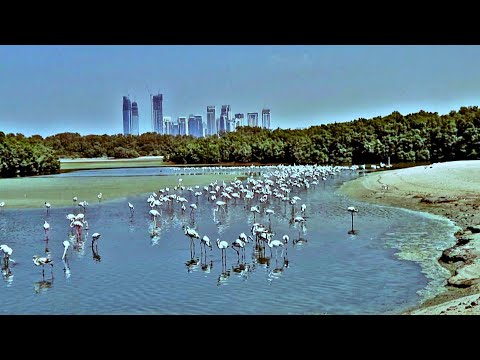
[1,45,480,137]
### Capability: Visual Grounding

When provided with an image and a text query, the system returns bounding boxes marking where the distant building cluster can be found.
[122,93,271,136]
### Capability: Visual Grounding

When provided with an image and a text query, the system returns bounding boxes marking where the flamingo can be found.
[282,235,289,257]
[184,226,200,256]
[250,205,260,222]
[301,204,306,214]
[189,203,197,217]
[72,196,77,205]
[44,202,51,215]
[62,240,70,260]
[97,193,103,202]
[347,206,359,234]
[216,200,226,213]
[231,238,246,261]
[33,255,53,278]
[92,233,101,244]
[267,236,285,259]
[43,220,50,235]
[200,235,212,252]
[0,201,5,209]
[128,202,135,215]
[149,209,161,227]
[216,238,229,262]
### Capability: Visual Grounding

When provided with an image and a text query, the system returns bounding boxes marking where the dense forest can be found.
[1,106,480,178]
[0,132,60,177]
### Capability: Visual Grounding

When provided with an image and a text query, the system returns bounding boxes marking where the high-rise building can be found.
[194,115,203,138]
[178,117,187,136]
[171,123,179,136]
[202,121,207,137]
[188,114,196,137]
[262,109,271,129]
[206,106,216,136]
[219,105,231,134]
[247,112,259,127]
[131,101,139,135]
[152,94,163,134]
[163,116,172,135]
[122,96,132,135]
[234,113,244,130]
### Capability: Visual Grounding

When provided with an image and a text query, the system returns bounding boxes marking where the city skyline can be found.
[2,45,480,137]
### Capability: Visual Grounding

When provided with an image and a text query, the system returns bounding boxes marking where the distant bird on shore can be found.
[72,196,77,205]
[128,202,135,215]
[97,193,103,202]
[44,202,51,215]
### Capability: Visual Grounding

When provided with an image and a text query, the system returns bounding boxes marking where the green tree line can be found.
[1,105,479,178]
[0,132,60,177]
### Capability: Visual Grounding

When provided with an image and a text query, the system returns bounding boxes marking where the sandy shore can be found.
[340,160,480,315]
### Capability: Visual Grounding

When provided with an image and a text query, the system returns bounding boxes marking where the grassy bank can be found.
[0,174,233,209]
[60,157,165,171]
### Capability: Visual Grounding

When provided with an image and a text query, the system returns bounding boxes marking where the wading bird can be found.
[62,240,70,260]
[347,206,359,234]
[128,202,135,215]
[33,255,53,278]
[44,202,51,215]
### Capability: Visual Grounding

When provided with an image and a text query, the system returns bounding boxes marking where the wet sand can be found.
[340,160,480,315]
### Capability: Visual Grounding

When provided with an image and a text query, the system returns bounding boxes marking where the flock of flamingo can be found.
[0,164,361,288]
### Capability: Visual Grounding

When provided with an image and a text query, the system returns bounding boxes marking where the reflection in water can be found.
[267,257,290,284]
[185,257,200,273]
[2,268,13,286]
[232,261,251,281]
[217,270,231,286]
[91,242,101,263]
[34,279,53,294]
[201,260,213,274]
[62,258,71,279]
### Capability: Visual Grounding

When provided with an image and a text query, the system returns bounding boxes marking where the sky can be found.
[1,45,480,137]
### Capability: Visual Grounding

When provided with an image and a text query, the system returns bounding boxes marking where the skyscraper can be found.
[188,115,196,137]
[131,101,139,135]
[152,94,163,134]
[247,112,259,127]
[122,96,132,135]
[206,106,216,136]
[178,117,187,136]
[163,116,172,135]
[234,113,244,130]
[194,115,203,138]
[262,109,271,129]
[219,105,231,134]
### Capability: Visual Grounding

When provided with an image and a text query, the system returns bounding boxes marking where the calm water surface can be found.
[0,168,456,314]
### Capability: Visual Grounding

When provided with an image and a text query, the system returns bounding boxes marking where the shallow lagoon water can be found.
[0,168,456,314]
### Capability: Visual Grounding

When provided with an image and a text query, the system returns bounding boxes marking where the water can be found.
[0,168,456,314]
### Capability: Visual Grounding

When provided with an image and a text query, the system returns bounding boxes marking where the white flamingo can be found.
[347,206,359,233]
[267,236,285,259]
[33,255,53,277]
[43,220,50,234]
[97,193,103,202]
[200,235,212,252]
[62,240,70,260]
[128,202,135,215]
[0,244,13,269]
[250,205,260,222]
[44,202,51,214]
[92,233,101,244]
[216,238,229,262]
[149,209,161,227]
